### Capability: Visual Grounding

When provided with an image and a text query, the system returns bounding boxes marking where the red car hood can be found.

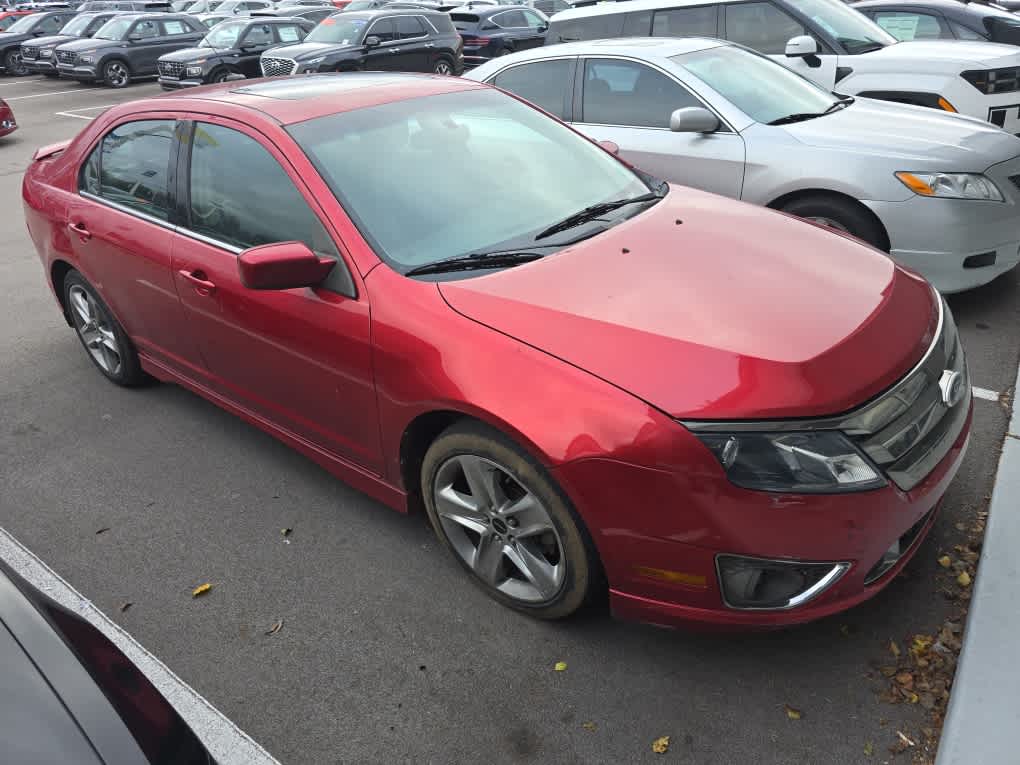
[439,188,937,420]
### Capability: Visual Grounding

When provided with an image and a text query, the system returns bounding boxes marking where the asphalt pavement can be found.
[1,75,1018,765]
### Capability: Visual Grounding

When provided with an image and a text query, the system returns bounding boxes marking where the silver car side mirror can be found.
[785,35,818,58]
[669,107,719,134]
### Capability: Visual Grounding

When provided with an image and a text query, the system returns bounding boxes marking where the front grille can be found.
[158,60,185,78]
[21,46,37,60]
[261,57,296,77]
[56,50,77,65]
[844,298,969,492]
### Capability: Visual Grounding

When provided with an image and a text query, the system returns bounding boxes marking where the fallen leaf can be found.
[553,661,567,672]
[95,527,110,535]
[281,528,292,537]
[957,571,971,587]
[904,690,919,704]
[911,635,933,656]
[895,672,914,689]
[192,583,212,597]
[896,731,916,748]
[840,624,850,637]
[880,666,897,677]
[864,741,874,756]
[651,736,670,754]
[889,640,901,658]
[264,619,284,636]
[784,704,802,720]
[937,555,952,569]
[119,602,132,612]
[582,721,597,732]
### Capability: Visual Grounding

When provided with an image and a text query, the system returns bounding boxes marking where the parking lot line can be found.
[972,386,1001,402]
[5,89,91,101]
[0,526,281,765]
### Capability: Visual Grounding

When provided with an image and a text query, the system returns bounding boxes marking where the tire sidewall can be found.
[103,59,129,89]
[421,422,596,619]
[433,56,453,75]
[63,270,145,386]
[781,195,883,250]
[5,50,25,76]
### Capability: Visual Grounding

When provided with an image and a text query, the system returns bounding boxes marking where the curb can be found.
[936,364,1020,764]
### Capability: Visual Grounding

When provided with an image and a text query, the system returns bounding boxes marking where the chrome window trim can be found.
[680,292,945,433]
[176,226,244,254]
[80,191,175,231]
[714,556,851,611]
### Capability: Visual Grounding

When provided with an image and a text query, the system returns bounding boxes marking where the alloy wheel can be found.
[432,454,565,603]
[433,60,452,75]
[6,51,26,76]
[68,285,122,376]
[105,61,129,88]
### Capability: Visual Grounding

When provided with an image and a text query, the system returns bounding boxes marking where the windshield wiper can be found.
[404,251,545,277]
[534,189,664,241]
[839,39,885,54]
[768,98,852,126]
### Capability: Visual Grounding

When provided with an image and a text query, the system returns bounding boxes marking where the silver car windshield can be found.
[288,88,650,270]
[200,19,245,46]
[676,46,839,125]
[785,0,896,53]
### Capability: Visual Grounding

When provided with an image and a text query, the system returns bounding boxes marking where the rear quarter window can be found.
[428,13,456,35]
[547,12,624,43]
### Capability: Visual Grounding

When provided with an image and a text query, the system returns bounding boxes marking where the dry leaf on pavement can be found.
[119,602,132,612]
[192,583,213,597]
[281,528,292,537]
[784,704,802,720]
[553,661,567,671]
[889,640,901,658]
[864,741,874,756]
[582,721,597,732]
[651,736,670,754]
[957,571,972,587]
[265,619,284,635]
[937,555,952,568]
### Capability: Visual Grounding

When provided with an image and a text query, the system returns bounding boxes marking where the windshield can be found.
[93,16,134,39]
[305,15,366,43]
[5,14,41,33]
[343,0,375,9]
[200,18,244,44]
[60,13,97,36]
[676,46,838,124]
[288,89,650,272]
[171,0,190,9]
[785,0,896,53]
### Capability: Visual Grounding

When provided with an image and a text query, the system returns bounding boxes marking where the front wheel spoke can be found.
[472,534,505,585]
[98,327,118,353]
[459,456,504,510]
[436,485,488,535]
[500,494,551,538]
[70,292,91,325]
[505,542,559,599]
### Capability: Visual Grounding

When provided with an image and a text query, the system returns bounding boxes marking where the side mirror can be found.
[597,139,619,155]
[238,241,334,290]
[127,34,142,42]
[669,106,719,134]
[538,23,547,31]
[785,34,817,57]
[364,34,380,47]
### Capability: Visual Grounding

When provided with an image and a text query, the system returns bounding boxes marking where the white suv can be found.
[546,0,1020,130]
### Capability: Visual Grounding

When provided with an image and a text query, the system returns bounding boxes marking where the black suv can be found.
[55,12,204,86]
[451,5,546,67]
[0,9,76,74]
[22,10,120,75]
[252,5,333,23]
[260,8,464,76]
[158,15,312,87]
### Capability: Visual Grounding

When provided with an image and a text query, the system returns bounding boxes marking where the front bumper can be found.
[158,76,203,90]
[57,63,98,81]
[24,58,56,74]
[552,403,972,630]
[863,195,1020,293]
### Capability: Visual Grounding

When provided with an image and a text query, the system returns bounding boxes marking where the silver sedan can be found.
[466,37,1020,293]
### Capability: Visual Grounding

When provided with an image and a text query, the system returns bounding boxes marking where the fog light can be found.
[716,555,849,610]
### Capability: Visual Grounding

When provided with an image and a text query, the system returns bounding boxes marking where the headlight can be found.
[40,47,53,57]
[695,431,885,493]
[186,65,204,77]
[895,171,1004,201]
[302,56,325,71]
[79,54,94,64]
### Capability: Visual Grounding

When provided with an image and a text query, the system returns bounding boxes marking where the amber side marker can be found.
[938,97,957,113]
[634,566,708,588]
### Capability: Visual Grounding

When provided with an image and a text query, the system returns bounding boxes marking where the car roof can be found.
[551,0,727,20]
[149,72,489,125]
[482,35,728,57]
[451,4,534,13]
[852,0,1016,16]
[348,6,448,16]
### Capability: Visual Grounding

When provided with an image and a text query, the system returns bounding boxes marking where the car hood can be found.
[438,187,937,420]
[160,45,227,62]
[0,32,32,44]
[784,97,1020,167]
[25,34,76,47]
[270,40,356,59]
[869,39,1020,67]
[58,37,123,52]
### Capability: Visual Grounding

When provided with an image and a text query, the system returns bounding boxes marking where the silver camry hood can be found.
[783,98,1020,168]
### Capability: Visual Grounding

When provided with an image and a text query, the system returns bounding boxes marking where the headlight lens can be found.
[40,47,53,57]
[895,171,1004,201]
[186,65,204,77]
[695,431,885,493]
[79,54,94,64]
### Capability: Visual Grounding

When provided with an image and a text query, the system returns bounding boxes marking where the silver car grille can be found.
[56,50,76,64]
[261,57,296,77]
[158,60,185,78]
[21,46,38,60]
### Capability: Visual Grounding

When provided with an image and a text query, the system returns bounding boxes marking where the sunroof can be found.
[230,73,415,100]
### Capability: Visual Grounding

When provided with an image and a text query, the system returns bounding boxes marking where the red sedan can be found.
[22,74,971,628]
[0,97,15,137]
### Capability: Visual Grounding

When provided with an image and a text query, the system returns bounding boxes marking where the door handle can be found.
[67,221,91,241]
[178,269,217,296]
[425,42,435,48]
[389,47,400,53]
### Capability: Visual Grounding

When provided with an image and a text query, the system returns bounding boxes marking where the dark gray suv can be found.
[54,11,204,86]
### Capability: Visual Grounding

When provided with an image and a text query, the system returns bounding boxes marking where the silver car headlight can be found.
[79,54,94,64]
[186,65,204,77]
[695,431,886,493]
[40,47,54,57]
[895,171,1004,201]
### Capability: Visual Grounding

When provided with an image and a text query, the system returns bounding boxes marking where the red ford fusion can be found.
[22,74,971,628]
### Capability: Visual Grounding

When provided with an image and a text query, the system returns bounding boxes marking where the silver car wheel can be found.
[69,285,122,376]
[105,61,129,87]
[433,59,452,75]
[433,454,565,603]
[805,215,849,233]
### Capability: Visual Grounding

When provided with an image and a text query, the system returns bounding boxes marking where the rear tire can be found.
[780,194,886,250]
[4,50,27,77]
[432,56,453,75]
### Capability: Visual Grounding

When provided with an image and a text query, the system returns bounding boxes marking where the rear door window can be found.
[161,19,189,34]
[395,15,426,38]
[492,10,528,27]
[652,5,719,37]
[274,23,305,42]
[80,119,175,221]
[491,58,573,119]
[131,19,160,38]
[723,2,806,54]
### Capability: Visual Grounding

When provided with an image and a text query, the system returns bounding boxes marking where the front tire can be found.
[4,50,27,77]
[63,271,147,386]
[780,194,886,250]
[210,67,232,83]
[102,59,130,89]
[432,57,453,76]
[422,421,599,619]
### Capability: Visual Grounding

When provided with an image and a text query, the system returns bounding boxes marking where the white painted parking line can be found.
[0,527,281,765]
[972,386,1001,402]
[5,88,91,101]
[55,104,118,121]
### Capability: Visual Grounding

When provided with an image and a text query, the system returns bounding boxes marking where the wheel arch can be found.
[51,259,75,326]
[766,188,891,252]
